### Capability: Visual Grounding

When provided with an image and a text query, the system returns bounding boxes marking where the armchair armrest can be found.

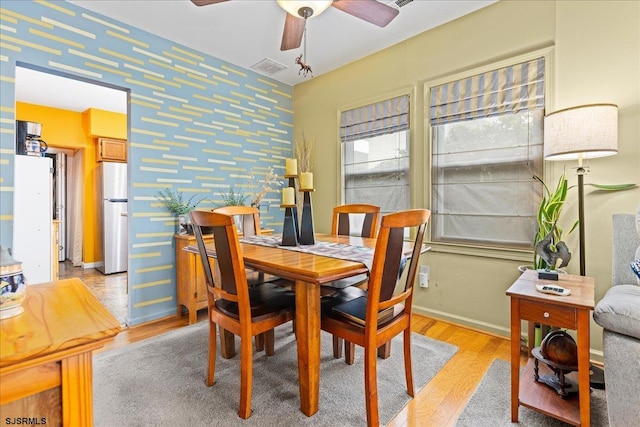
[594,284,640,340]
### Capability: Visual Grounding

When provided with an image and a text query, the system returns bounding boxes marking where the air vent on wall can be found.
[250,58,287,75]
[395,0,413,8]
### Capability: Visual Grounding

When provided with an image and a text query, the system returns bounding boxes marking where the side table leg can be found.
[577,309,591,427]
[510,298,521,422]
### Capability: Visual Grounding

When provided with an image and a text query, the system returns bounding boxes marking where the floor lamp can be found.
[543,104,619,276]
[543,104,618,389]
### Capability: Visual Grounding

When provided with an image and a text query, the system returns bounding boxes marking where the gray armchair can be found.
[593,211,640,427]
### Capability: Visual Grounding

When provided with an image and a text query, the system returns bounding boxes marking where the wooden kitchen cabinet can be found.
[96,137,127,162]
[175,234,210,324]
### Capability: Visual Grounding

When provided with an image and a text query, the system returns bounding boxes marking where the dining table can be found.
[184,232,415,417]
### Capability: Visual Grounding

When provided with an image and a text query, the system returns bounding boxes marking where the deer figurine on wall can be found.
[295,54,313,78]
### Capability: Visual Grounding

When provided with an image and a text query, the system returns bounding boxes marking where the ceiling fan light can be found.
[277,0,333,19]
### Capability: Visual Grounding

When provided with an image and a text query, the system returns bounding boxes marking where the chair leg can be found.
[220,326,236,359]
[345,341,355,365]
[403,328,414,396]
[333,335,343,359]
[207,321,217,386]
[264,329,275,356]
[363,343,379,427]
[255,333,265,352]
[238,335,254,419]
[377,342,391,359]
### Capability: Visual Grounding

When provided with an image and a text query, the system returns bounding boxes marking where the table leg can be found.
[61,351,93,426]
[295,280,320,416]
[577,309,591,427]
[510,298,521,422]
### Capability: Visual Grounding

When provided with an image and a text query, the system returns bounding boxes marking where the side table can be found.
[506,269,594,426]
[1,278,121,425]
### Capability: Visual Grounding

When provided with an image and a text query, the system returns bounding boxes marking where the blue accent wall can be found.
[0,1,293,325]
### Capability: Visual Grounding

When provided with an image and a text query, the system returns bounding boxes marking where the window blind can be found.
[430,57,545,126]
[340,95,409,142]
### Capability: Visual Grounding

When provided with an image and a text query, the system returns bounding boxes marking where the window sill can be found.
[425,241,532,262]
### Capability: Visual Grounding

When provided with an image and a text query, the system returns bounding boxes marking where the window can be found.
[429,56,546,249]
[340,95,410,231]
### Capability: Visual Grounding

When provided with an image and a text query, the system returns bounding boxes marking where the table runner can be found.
[239,235,375,271]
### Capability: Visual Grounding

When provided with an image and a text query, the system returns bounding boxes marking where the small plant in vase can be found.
[155,189,204,234]
[217,186,248,207]
[533,174,578,272]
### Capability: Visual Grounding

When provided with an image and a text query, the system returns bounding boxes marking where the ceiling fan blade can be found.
[280,13,305,51]
[191,0,229,7]
[332,0,399,27]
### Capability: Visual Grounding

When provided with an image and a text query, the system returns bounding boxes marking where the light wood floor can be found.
[65,264,526,426]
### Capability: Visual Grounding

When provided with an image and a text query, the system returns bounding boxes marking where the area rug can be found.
[93,322,457,426]
[456,359,608,426]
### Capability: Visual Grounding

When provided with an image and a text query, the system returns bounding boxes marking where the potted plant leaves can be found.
[533,174,578,272]
[155,189,204,234]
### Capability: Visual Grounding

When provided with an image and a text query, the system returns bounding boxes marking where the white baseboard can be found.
[82,261,99,269]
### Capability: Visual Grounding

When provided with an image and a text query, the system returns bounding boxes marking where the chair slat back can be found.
[213,205,261,237]
[331,204,380,238]
[191,210,248,298]
[367,209,430,320]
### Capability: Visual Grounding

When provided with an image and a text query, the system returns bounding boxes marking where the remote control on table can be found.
[536,284,571,296]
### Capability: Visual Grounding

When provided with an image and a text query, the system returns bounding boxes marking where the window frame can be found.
[423,46,555,260]
[337,88,416,208]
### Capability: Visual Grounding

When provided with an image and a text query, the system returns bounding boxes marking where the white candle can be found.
[300,172,313,190]
[282,187,295,205]
[285,158,297,176]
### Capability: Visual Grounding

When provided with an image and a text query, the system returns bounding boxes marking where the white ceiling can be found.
[16,0,496,113]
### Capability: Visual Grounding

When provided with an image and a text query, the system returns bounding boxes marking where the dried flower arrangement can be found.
[295,131,315,173]
[248,166,282,206]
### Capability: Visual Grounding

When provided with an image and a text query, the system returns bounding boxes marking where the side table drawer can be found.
[520,299,576,329]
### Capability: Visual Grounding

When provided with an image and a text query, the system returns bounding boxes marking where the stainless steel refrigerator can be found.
[97,162,128,274]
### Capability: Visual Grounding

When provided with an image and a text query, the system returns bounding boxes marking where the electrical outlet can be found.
[419,265,429,288]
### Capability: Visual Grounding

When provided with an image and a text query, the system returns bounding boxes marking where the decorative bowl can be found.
[0,247,27,320]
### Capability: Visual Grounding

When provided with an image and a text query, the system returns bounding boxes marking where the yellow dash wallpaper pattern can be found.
[0,1,293,325]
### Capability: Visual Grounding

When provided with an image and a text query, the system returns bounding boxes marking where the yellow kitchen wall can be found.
[292,0,640,357]
[83,108,127,140]
[15,102,127,264]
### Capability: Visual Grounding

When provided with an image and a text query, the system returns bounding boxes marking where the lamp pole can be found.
[577,162,586,276]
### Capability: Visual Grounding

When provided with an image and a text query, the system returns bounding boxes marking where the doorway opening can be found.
[15,64,130,325]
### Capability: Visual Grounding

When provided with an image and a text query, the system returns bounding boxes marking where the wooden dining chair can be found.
[331,203,380,239]
[190,210,295,419]
[212,205,262,237]
[320,209,430,427]
[213,205,283,351]
[327,204,381,358]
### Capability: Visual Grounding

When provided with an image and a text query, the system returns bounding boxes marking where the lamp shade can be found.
[277,0,333,18]
[544,104,618,161]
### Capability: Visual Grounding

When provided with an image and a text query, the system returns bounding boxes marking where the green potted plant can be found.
[529,175,636,272]
[533,174,578,271]
[217,186,248,207]
[155,189,204,234]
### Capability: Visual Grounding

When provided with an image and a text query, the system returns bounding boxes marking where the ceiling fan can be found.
[191,0,400,51]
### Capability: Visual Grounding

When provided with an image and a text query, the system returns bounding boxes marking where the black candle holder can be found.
[280,204,299,246]
[285,175,300,241]
[299,189,315,245]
